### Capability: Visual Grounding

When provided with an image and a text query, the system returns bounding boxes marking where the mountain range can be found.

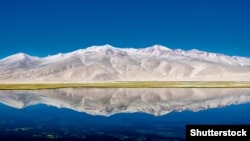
[1,44,250,82]
[1,88,250,116]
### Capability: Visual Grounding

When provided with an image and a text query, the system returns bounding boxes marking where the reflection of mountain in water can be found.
[0,88,250,116]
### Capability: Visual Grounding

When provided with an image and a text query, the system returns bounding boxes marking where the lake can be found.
[1,88,250,141]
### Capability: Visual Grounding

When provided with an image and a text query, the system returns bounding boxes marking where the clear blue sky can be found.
[0,0,250,58]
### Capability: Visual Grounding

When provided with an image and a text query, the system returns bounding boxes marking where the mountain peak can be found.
[84,44,117,52]
[12,52,29,57]
[136,45,172,56]
[103,44,114,48]
[150,45,171,51]
[0,52,41,69]
[2,52,31,61]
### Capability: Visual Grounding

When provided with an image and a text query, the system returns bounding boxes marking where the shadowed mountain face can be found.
[1,88,250,116]
[0,45,250,81]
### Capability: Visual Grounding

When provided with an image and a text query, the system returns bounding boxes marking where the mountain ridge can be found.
[1,44,250,59]
[1,45,250,81]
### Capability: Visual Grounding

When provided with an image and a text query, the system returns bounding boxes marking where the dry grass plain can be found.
[0,81,250,90]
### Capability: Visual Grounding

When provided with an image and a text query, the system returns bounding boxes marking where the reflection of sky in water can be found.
[0,88,250,140]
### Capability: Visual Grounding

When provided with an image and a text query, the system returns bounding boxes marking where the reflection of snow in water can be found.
[0,88,250,116]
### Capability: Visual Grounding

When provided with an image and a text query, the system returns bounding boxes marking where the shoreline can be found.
[0,81,250,90]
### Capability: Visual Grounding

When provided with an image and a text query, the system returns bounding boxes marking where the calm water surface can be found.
[0,88,250,141]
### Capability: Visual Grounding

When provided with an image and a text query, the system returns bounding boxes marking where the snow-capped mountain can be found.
[0,88,250,116]
[1,44,250,81]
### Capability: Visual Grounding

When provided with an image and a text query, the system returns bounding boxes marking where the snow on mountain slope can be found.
[0,53,41,75]
[0,53,41,65]
[0,45,250,81]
